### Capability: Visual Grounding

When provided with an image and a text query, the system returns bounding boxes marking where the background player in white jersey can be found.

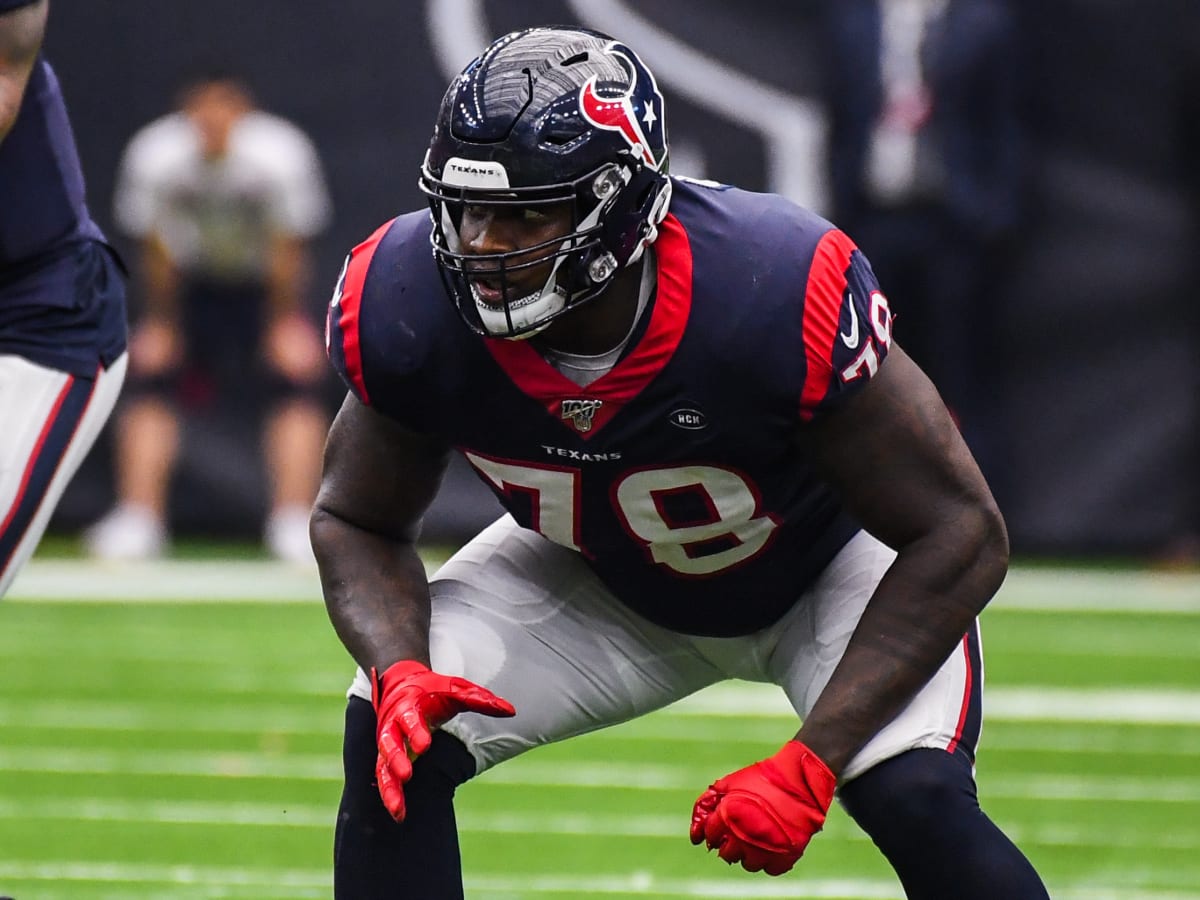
[85,72,331,564]
[314,25,1049,899]
[0,0,127,596]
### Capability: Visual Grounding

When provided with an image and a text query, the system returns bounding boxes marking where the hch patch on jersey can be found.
[561,398,603,433]
[669,407,708,430]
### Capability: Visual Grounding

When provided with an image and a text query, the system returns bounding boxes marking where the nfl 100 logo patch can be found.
[560,398,603,433]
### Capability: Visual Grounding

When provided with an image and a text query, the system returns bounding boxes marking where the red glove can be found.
[689,740,837,876]
[371,660,515,821]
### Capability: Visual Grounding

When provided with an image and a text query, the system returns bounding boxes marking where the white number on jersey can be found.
[465,453,779,577]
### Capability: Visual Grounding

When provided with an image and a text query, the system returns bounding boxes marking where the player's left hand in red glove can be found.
[689,740,837,876]
[371,660,516,822]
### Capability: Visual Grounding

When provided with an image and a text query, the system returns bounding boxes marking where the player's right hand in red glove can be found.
[371,660,515,821]
[689,740,837,876]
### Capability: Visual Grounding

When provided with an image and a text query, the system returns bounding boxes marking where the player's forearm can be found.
[138,235,182,322]
[796,505,1008,775]
[0,0,48,143]
[265,235,310,317]
[311,505,434,671]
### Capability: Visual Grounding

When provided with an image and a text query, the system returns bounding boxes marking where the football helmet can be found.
[419,26,672,338]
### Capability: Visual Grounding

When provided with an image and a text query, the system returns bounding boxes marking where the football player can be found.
[313,26,1049,899]
[0,0,127,596]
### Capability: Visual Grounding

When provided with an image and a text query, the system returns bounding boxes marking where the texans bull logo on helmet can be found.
[578,43,668,172]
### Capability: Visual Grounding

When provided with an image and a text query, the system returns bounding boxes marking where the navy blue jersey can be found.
[327,178,894,636]
[0,50,126,374]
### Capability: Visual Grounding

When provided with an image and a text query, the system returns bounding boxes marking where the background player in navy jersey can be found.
[0,0,127,596]
[313,26,1048,899]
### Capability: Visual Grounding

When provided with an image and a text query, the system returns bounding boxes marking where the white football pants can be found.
[0,353,127,596]
[348,514,982,784]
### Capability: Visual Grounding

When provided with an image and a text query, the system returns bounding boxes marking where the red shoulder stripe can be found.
[335,219,396,405]
[798,229,856,421]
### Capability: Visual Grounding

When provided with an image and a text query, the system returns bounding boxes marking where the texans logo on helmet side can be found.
[578,42,667,171]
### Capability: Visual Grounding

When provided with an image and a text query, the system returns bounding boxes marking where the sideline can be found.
[6,558,1199,611]
[0,860,1193,900]
[6,558,326,602]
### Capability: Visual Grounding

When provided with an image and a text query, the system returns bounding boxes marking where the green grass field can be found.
[1,558,1198,899]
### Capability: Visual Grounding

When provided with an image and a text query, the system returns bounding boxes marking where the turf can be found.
[0,560,1197,899]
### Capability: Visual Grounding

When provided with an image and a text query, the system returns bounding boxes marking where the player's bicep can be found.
[315,392,451,541]
[801,345,1001,552]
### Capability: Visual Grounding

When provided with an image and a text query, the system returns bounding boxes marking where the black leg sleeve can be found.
[839,748,1049,900]
[333,696,477,900]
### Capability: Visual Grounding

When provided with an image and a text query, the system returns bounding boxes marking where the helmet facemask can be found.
[422,157,664,338]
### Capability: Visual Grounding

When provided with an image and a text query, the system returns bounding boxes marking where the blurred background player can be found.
[0,0,127,595]
[84,71,332,564]
[819,0,1026,480]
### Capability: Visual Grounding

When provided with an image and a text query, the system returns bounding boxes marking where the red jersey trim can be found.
[946,632,974,755]
[335,219,396,406]
[484,213,693,439]
[798,229,857,422]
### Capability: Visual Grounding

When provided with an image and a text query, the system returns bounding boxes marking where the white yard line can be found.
[662,683,1200,725]
[1,685,1198,731]
[0,861,330,892]
[0,860,1195,900]
[3,745,1200,804]
[469,874,905,899]
[6,559,326,601]
[0,797,1197,852]
[998,568,1200,613]
[7,558,1200,611]
[601,718,1200,754]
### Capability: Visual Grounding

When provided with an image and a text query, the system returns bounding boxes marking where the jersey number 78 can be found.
[465,453,780,578]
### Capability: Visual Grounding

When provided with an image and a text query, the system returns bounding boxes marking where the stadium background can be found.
[42,0,1200,560]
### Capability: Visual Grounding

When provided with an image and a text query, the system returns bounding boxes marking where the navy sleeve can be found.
[797,228,894,420]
